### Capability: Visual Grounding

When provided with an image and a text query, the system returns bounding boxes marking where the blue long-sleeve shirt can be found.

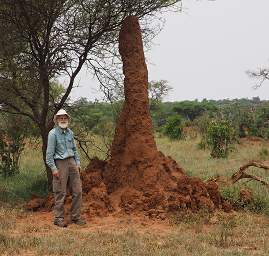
[46,126,80,173]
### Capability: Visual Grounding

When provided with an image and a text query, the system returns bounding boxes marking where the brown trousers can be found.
[53,157,82,221]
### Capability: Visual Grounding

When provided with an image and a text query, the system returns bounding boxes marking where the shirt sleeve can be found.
[46,131,57,172]
[72,132,80,166]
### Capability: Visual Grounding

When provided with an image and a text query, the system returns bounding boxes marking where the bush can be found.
[221,186,269,216]
[161,115,183,140]
[0,115,33,177]
[206,120,236,158]
[195,113,212,149]
[0,168,47,203]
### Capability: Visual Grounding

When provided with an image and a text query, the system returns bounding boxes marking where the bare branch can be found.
[231,160,269,189]
[247,68,269,89]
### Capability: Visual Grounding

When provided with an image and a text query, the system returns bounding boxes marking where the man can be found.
[46,109,86,227]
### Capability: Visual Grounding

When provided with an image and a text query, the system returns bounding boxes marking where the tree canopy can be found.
[0,0,180,124]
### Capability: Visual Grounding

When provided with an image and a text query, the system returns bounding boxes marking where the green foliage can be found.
[69,99,118,160]
[148,80,173,130]
[0,114,34,177]
[173,100,218,121]
[151,98,269,140]
[216,99,269,139]
[49,80,66,104]
[148,80,172,102]
[70,98,117,132]
[221,186,269,216]
[161,115,183,140]
[205,120,236,158]
[195,113,212,149]
[0,165,47,203]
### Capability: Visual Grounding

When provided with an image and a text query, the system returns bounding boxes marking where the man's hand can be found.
[52,170,60,178]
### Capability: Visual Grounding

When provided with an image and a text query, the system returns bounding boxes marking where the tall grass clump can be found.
[0,144,47,203]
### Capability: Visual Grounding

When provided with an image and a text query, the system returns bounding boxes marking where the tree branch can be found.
[231,160,269,189]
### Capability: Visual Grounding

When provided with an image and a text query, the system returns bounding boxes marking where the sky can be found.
[68,0,269,102]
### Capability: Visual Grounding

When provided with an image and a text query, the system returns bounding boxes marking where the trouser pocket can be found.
[52,177,62,193]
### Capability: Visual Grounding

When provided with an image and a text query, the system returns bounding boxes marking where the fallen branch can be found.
[231,160,269,189]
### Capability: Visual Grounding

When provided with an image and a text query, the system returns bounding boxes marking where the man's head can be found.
[53,109,70,129]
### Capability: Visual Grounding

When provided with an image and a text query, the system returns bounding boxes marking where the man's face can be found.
[57,115,69,129]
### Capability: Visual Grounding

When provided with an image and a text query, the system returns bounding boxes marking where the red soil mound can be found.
[80,157,231,219]
[77,16,231,218]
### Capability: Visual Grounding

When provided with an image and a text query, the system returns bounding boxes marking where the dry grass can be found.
[0,136,269,255]
[0,206,268,256]
[156,136,269,179]
[156,136,269,216]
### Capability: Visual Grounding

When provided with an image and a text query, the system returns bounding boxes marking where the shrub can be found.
[221,185,269,216]
[206,120,236,158]
[193,113,210,150]
[0,134,24,177]
[161,115,183,140]
[0,115,33,177]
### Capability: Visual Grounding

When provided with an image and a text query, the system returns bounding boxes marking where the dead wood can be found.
[231,161,269,188]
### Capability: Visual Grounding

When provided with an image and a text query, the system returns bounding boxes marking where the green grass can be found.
[0,144,46,203]
[155,136,267,178]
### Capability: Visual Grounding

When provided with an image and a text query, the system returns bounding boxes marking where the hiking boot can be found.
[71,218,87,226]
[54,219,67,228]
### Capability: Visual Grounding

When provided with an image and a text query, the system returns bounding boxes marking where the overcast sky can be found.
[69,0,269,102]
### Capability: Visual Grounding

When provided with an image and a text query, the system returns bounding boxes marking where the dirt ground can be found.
[15,207,269,237]
[17,210,173,234]
[6,208,267,256]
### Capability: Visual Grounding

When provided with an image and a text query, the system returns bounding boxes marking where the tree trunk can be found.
[39,63,54,191]
[40,125,53,191]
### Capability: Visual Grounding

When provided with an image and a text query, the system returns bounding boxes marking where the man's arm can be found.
[46,131,58,173]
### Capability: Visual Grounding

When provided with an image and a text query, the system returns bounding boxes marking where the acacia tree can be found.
[149,80,172,102]
[0,0,180,188]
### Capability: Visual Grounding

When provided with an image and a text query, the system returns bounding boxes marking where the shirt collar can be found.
[56,126,69,134]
